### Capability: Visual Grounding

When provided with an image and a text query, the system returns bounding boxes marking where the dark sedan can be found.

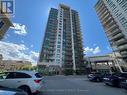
[120,80,127,90]
[104,72,127,87]
[87,72,104,82]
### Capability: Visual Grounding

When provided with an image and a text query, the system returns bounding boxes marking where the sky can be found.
[0,0,112,65]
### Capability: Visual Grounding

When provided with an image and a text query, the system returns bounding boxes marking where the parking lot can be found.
[37,75,127,95]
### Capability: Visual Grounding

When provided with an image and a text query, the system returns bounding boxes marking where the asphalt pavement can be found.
[38,75,127,95]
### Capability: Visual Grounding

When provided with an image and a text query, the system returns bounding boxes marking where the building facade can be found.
[38,4,85,74]
[0,11,12,40]
[95,0,127,72]
[0,59,32,72]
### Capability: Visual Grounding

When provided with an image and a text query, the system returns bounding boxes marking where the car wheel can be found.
[19,86,31,95]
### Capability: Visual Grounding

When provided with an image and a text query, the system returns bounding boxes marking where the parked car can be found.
[87,72,104,82]
[0,71,44,95]
[120,80,127,90]
[0,86,27,95]
[104,72,127,87]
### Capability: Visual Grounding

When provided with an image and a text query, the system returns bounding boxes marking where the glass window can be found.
[0,72,8,79]
[6,72,32,79]
[56,59,60,62]
[6,72,15,79]
[15,72,32,78]
[35,73,42,78]
[58,34,61,37]
[57,45,60,48]
[57,49,60,52]
[58,41,61,44]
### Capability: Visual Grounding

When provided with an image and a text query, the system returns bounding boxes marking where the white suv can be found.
[0,71,44,95]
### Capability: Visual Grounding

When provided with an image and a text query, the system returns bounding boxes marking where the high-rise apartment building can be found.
[0,14,12,40]
[38,4,85,74]
[95,0,127,71]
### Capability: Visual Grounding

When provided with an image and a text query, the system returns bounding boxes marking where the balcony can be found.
[50,36,56,40]
[114,33,124,39]
[109,33,124,41]
[97,7,107,17]
[66,45,72,48]
[65,57,73,61]
[121,51,127,56]
[96,5,106,16]
[76,31,81,34]
[102,17,113,26]
[100,11,110,22]
[115,38,127,46]
[50,34,56,37]
[95,2,104,12]
[49,43,55,47]
[106,23,119,32]
[50,40,55,43]
[48,47,55,50]
[77,41,82,45]
[121,54,127,58]
[118,44,127,51]
[107,29,120,37]
[50,56,55,60]
[76,34,81,38]
[104,20,117,31]
[64,63,73,67]
[65,47,72,50]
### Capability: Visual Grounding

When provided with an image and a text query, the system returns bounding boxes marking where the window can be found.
[57,45,60,48]
[15,72,32,78]
[0,21,4,29]
[58,41,61,44]
[6,72,15,79]
[57,49,60,53]
[56,59,60,63]
[0,72,8,79]
[6,72,31,79]
[58,34,61,37]
[35,73,42,78]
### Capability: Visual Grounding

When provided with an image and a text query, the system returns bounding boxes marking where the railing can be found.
[118,44,127,50]
[107,29,120,37]
[107,24,119,33]
[115,38,127,45]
